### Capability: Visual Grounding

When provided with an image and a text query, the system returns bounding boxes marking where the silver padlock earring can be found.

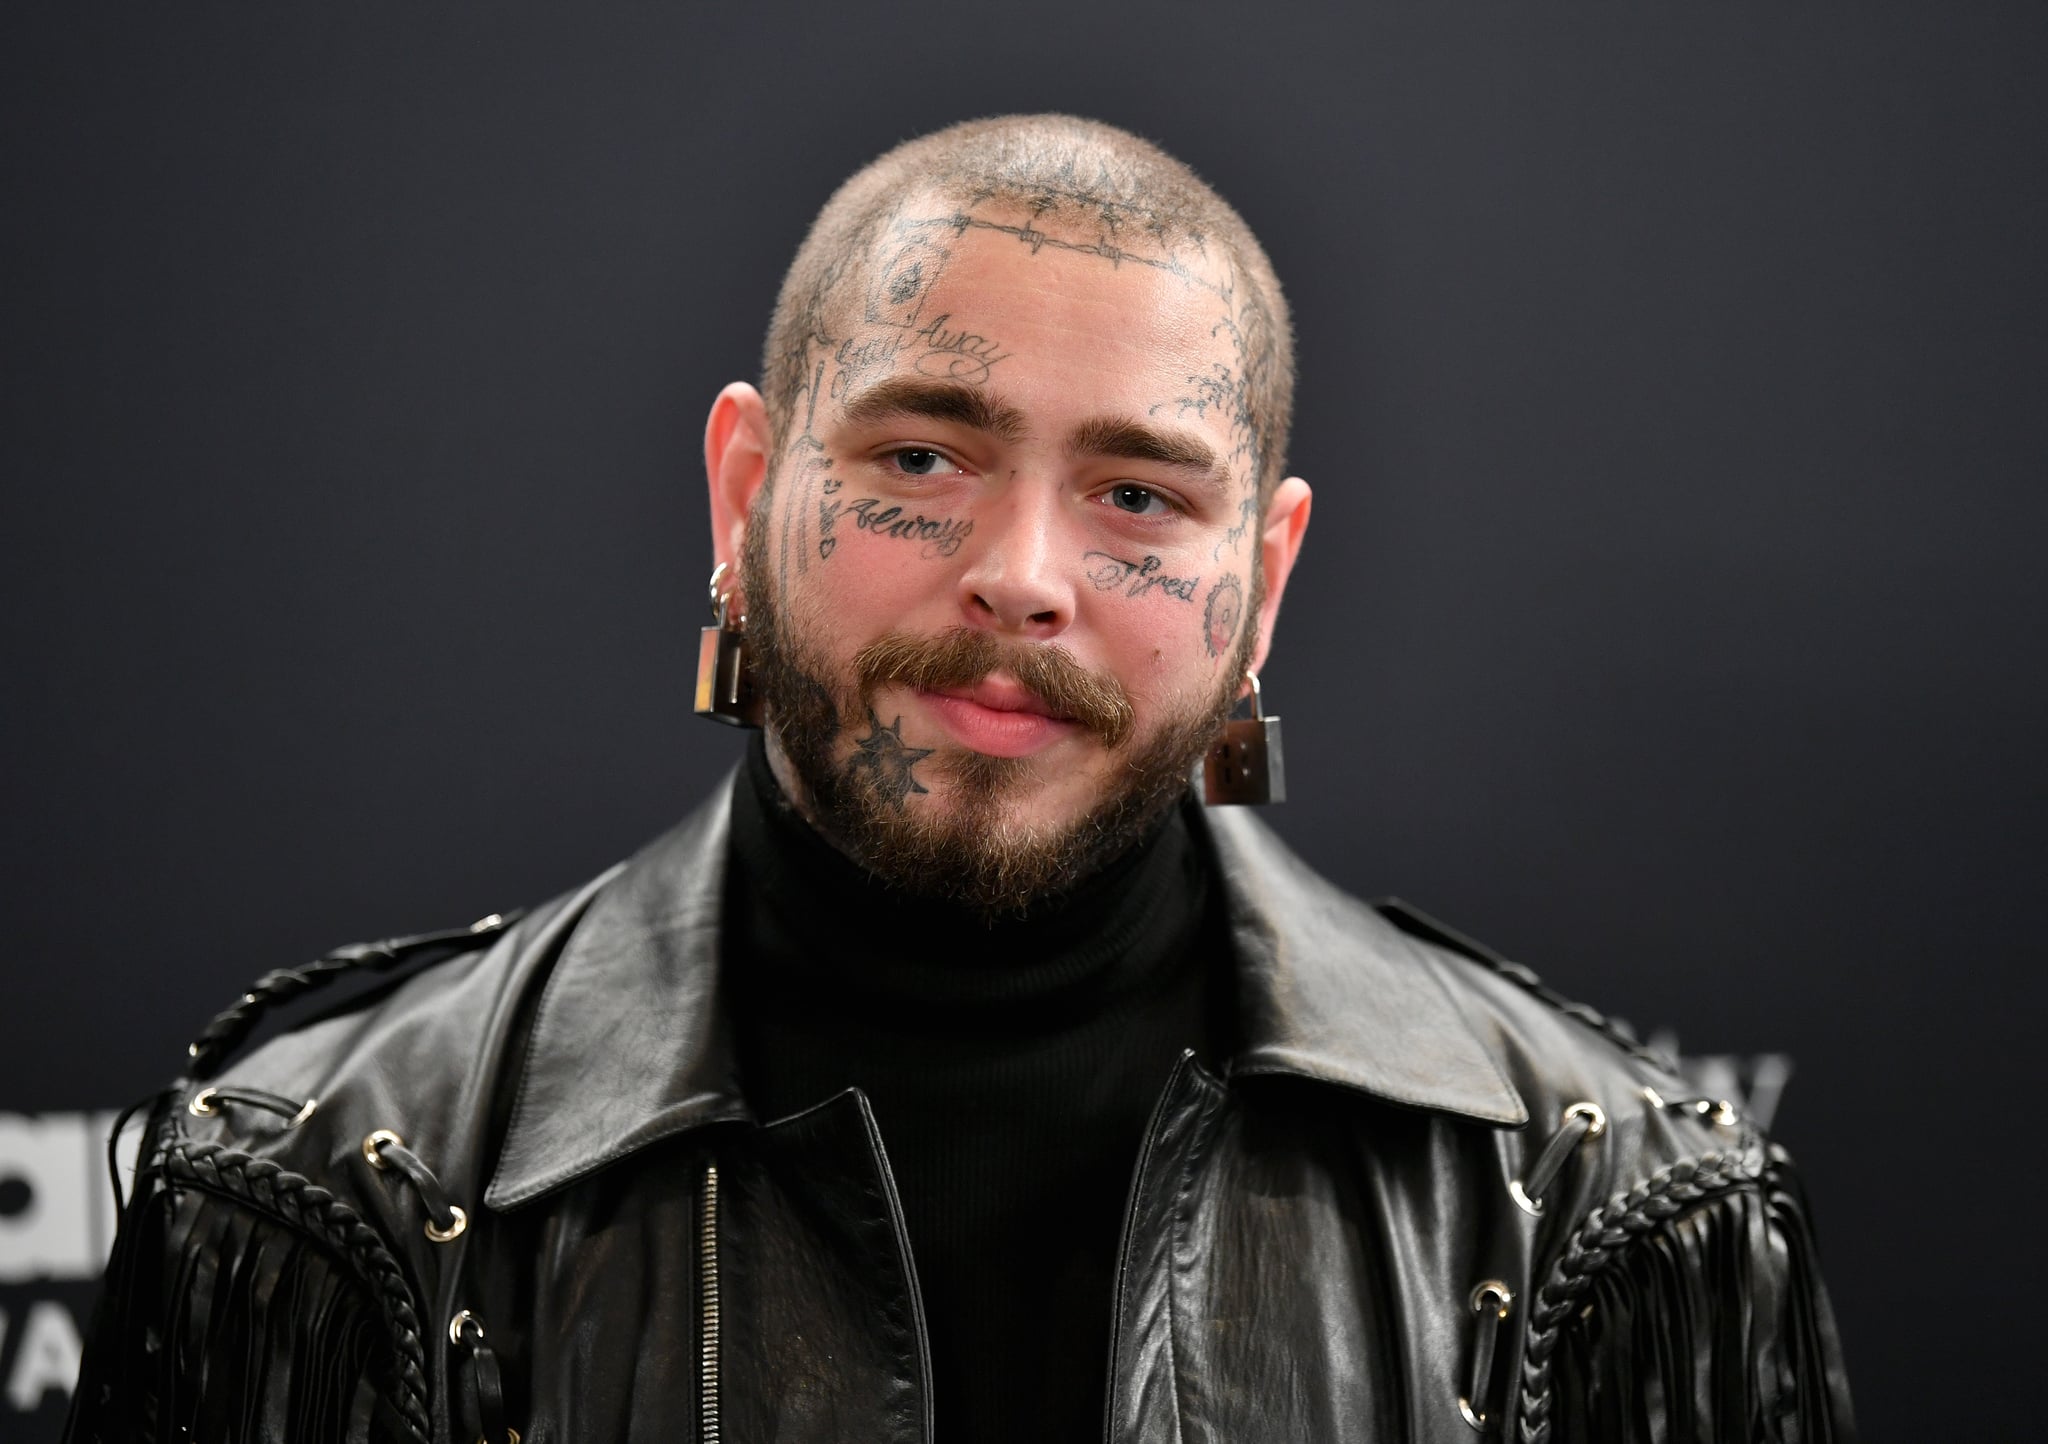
[695,562,763,727]
[1202,670,1285,805]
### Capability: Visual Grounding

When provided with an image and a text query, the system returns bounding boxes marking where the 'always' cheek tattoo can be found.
[840,498,974,558]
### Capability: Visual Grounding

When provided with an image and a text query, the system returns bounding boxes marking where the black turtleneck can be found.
[721,734,1230,1443]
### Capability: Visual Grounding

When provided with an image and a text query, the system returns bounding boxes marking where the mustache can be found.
[853,628,1135,749]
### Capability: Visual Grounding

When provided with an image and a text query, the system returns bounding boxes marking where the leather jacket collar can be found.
[487,779,1527,1211]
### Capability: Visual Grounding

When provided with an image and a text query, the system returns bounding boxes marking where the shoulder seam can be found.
[1372,898,1681,1076]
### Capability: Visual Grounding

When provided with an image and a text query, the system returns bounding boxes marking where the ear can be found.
[704,382,773,580]
[1247,475,1313,677]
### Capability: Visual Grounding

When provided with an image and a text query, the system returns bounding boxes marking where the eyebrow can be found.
[1066,415,1227,489]
[837,376,1028,443]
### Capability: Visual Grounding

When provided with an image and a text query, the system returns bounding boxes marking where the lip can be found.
[916,678,1078,758]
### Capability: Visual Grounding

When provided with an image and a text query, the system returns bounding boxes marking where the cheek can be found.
[780,505,958,643]
[1087,601,1208,707]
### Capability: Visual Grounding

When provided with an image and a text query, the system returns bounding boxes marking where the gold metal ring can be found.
[1457,1395,1490,1430]
[449,1308,481,1347]
[1469,1279,1513,1319]
[1640,1085,1667,1109]
[363,1129,403,1170]
[188,1088,220,1118]
[1563,1100,1608,1139]
[425,1205,469,1244]
[1711,1099,1739,1127]
[478,1430,520,1444]
[288,1097,319,1129]
[1507,1178,1543,1217]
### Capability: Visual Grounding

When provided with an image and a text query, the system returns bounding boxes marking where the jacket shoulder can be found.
[1373,898,1707,1122]
[1368,901,1856,1439]
[66,870,618,1444]
[190,869,612,1136]
[1370,896,1769,1207]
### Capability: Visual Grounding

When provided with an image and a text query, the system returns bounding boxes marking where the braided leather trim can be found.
[1514,1141,1766,1444]
[159,1139,433,1442]
[187,912,519,1078]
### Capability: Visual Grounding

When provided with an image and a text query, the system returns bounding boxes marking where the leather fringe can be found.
[1542,1146,1855,1443]
[65,1117,428,1444]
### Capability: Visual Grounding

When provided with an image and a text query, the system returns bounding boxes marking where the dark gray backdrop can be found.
[4,5,2042,1440]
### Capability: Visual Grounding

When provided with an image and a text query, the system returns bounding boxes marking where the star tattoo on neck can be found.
[847,709,934,809]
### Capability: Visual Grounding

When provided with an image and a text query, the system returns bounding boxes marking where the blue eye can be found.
[1105,484,1168,516]
[891,448,954,477]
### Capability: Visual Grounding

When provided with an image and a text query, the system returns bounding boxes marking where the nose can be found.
[954,478,1075,639]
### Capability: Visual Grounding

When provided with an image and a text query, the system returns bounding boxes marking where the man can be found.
[69,116,1852,1443]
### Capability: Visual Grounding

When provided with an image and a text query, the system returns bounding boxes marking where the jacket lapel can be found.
[486,788,750,1210]
[1190,807,1526,1126]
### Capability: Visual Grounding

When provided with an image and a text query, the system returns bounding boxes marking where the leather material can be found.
[68,779,1854,1443]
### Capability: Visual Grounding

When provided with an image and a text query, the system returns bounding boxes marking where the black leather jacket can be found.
[69,785,1853,1443]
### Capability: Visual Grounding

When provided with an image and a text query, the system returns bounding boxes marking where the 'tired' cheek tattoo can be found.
[1203,572,1244,660]
[846,709,934,810]
[1083,551,1199,602]
[838,497,974,559]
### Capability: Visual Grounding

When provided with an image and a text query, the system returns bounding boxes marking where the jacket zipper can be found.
[700,1159,721,1443]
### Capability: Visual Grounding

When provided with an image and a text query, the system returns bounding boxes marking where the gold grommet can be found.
[425,1205,469,1243]
[1507,1178,1543,1217]
[449,1308,481,1347]
[288,1097,319,1128]
[1458,1395,1489,1429]
[1469,1279,1514,1319]
[1563,1101,1608,1139]
[363,1129,403,1170]
[188,1088,220,1118]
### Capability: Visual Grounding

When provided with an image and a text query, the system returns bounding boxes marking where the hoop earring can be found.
[695,561,762,727]
[1201,670,1285,805]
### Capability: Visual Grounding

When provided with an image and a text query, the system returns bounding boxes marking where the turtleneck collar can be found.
[724,732,1209,1017]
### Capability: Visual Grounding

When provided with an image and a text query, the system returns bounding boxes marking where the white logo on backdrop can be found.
[0,1110,144,1414]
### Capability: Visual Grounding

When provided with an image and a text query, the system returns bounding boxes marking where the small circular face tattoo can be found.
[1203,573,1244,659]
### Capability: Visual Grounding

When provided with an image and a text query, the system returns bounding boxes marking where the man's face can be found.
[725,199,1294,908]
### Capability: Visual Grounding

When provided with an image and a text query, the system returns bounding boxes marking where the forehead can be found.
[831,205,1240,413]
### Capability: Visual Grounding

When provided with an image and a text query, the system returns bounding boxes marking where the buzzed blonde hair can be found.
[761,114,1295,500]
